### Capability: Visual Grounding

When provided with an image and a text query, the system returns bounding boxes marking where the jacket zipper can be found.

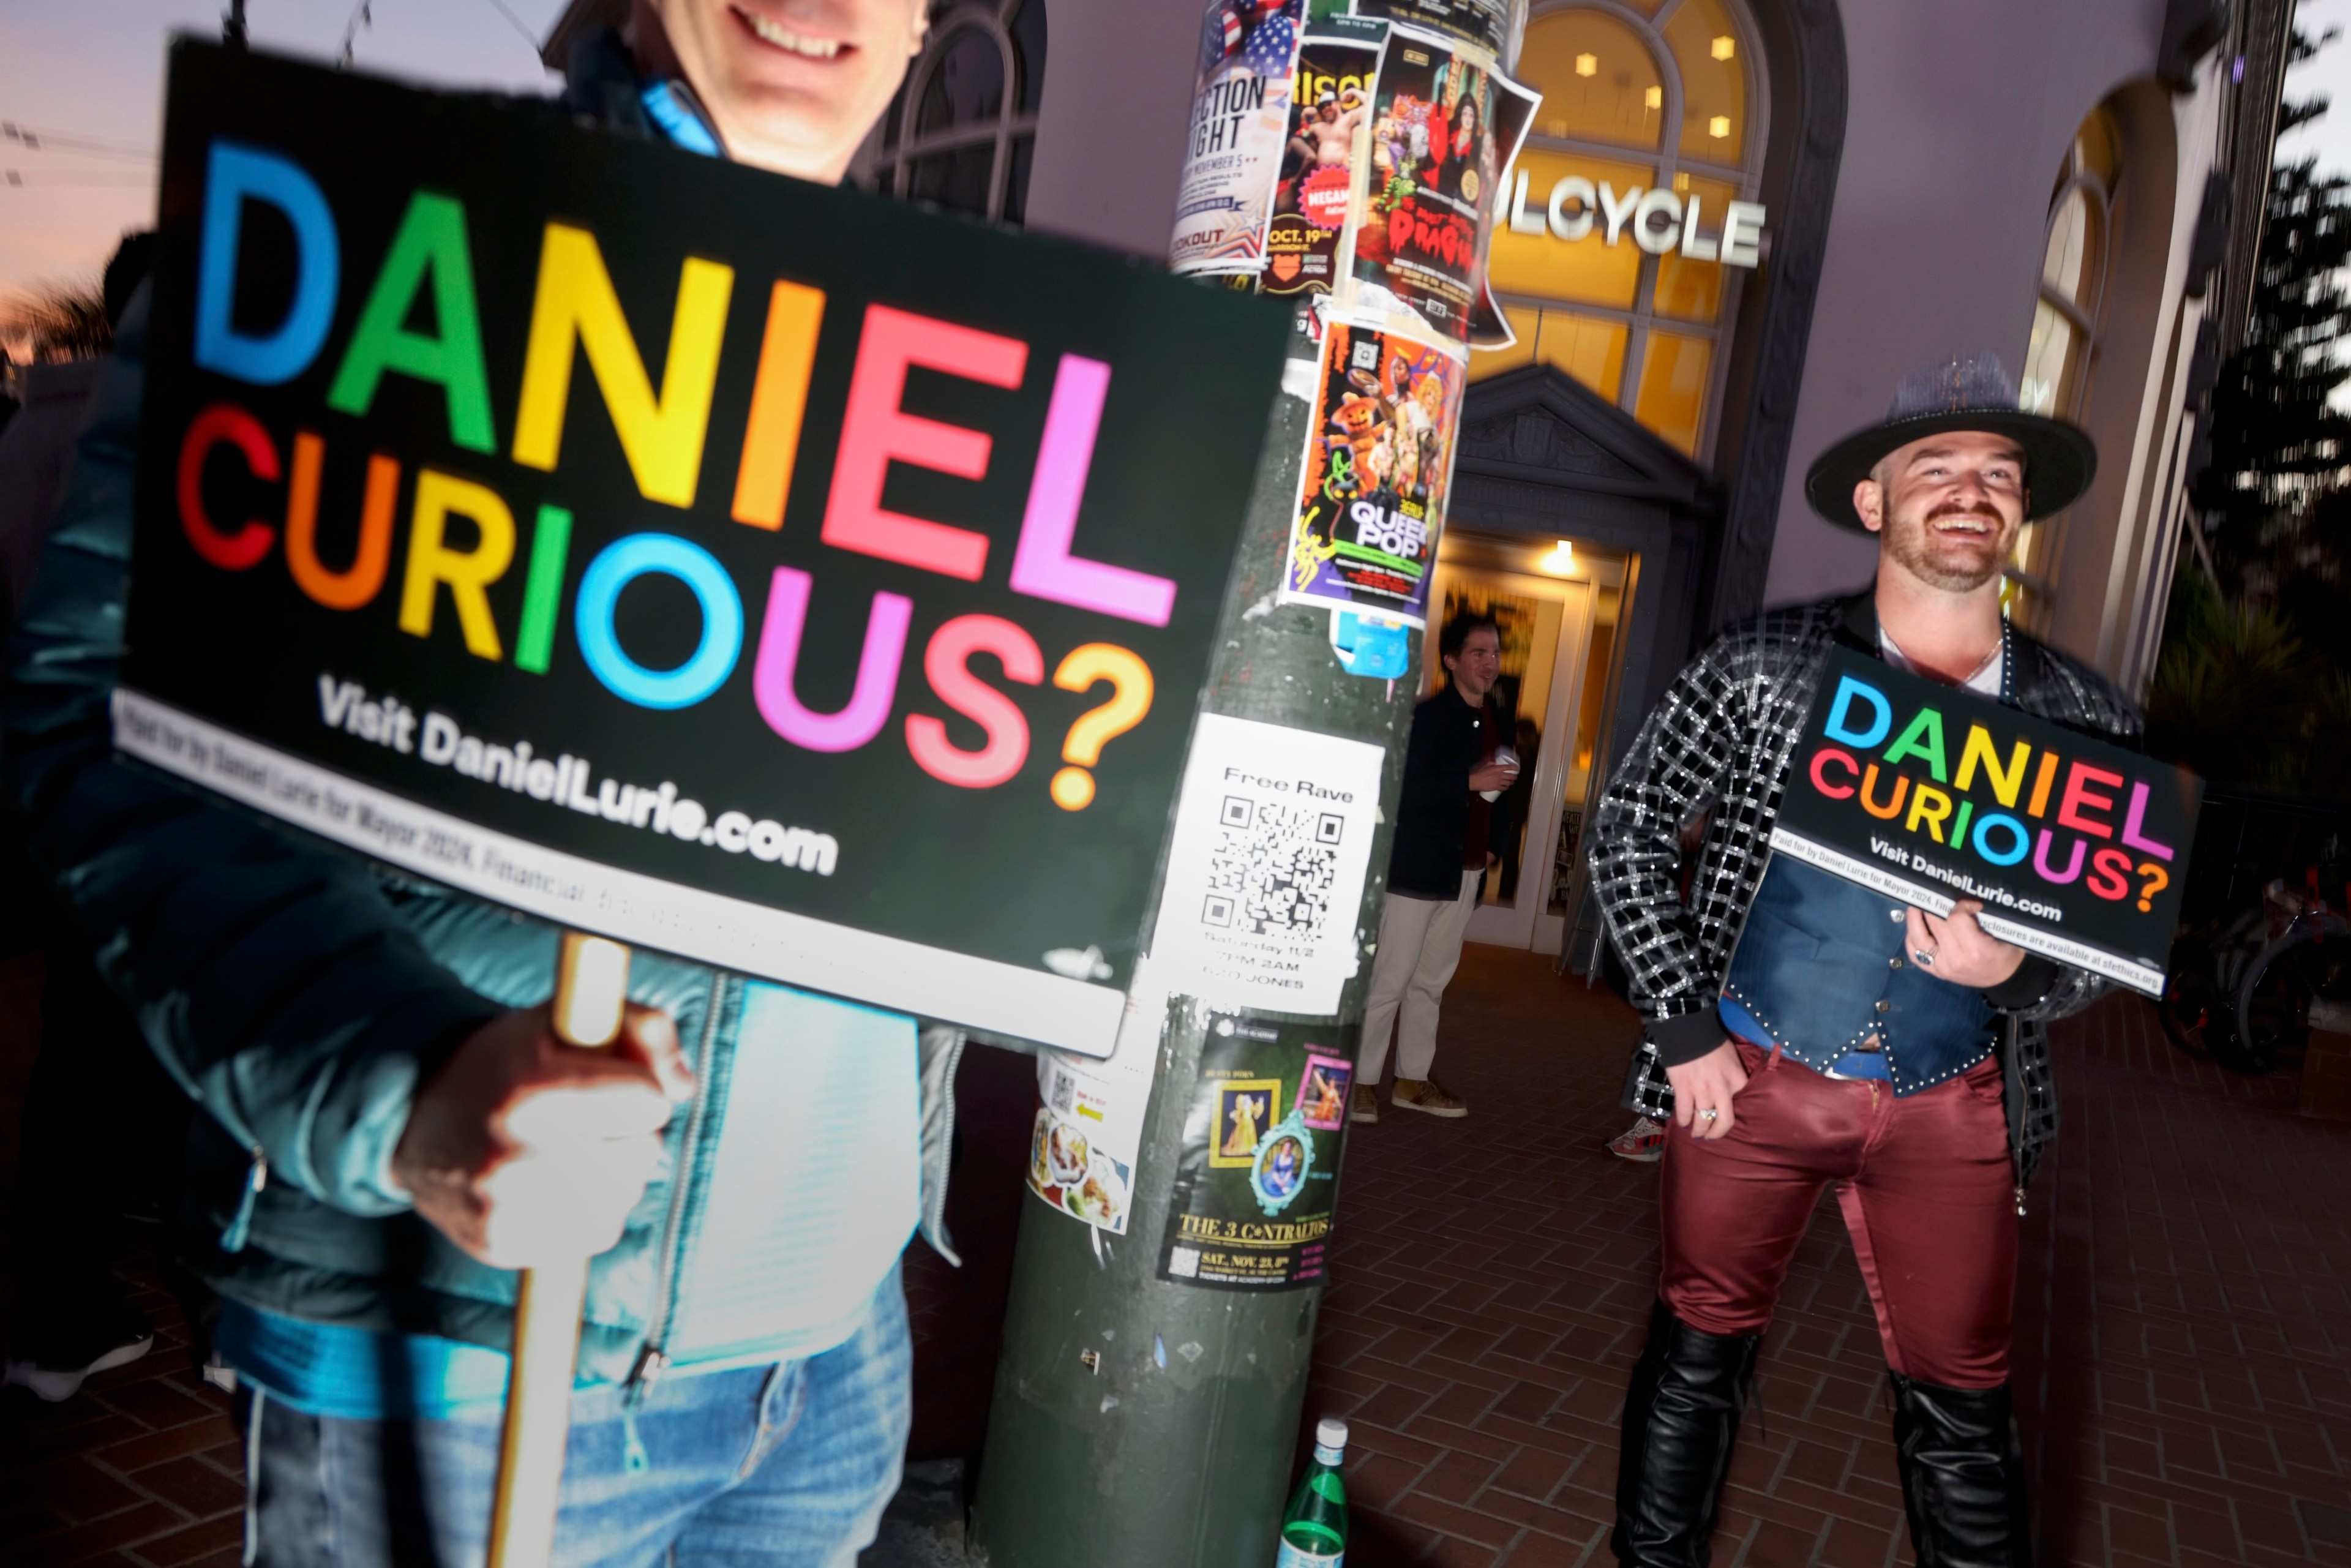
[220,1144,269,1254]
[924,1032,966,1265]
[619,970,727,1454]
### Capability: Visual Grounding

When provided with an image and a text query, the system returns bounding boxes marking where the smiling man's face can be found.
[1854,429,2029,593]
[637,0,929,184]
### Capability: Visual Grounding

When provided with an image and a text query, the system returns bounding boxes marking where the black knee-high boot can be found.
[1888,1372,2033,1568]
[1611,1298,1763,1567]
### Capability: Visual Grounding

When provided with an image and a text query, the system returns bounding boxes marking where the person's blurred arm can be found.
[10,291,684,1262]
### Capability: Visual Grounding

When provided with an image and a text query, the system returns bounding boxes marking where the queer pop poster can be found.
[1350,27,1501,343]
[1263,26,1383,299]
[117,43,1292,1057]
[1169,0,1307,276]
[1280,316,1466,627]
[1158,1012,1356,1291]
[1769,647,2200,996]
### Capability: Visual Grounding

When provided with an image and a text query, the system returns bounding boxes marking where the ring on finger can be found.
[1911,948,1935,967]
[1699,1107,1720,1122]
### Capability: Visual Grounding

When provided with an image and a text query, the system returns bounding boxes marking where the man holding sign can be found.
[1589,357,2147,1568]
[0,1,1095,1562]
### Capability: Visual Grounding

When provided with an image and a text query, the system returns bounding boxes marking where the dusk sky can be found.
[1,0,568,293]
[1,0,2348,299]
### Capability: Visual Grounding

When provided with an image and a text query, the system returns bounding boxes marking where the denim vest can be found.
[1720,858,1995,1095]
[1719,631,2016,1096]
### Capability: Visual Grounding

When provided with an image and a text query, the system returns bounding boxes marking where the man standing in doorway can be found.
[1352,611,1519,1123]
[1589,357,2140,1566]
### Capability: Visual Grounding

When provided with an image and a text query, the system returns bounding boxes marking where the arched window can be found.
[1474,0,1767,459]
[868,0,1046,223]
[2008,108,2120,632]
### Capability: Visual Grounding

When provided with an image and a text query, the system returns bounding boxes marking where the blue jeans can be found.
[240,1267,910,1567]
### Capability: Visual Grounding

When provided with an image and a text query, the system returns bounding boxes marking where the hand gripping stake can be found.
[486,931,633,1568]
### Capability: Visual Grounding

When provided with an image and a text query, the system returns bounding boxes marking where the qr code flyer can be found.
[1147,714,1385,1016]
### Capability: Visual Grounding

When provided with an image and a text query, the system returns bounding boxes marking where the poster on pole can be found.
[1768,647,2201,996]
[118,42,1292,1058]
[1025,961,1169,1234]
[1146,713,1387,1016]
[1263,25,1384,300]
[1348,0,1513,61]
[1169,0,1308,276]
[1348,26,1500,342]
[1157,1011,1357,1291]
[1278,315,1465,627]
[1466,69,1542,349]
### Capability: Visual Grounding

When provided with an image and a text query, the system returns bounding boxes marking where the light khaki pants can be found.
[1358,868,1482,1084]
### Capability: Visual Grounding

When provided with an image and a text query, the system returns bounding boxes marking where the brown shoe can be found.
[1349,1084,1380,1125]
[1392,1077,1467,1118]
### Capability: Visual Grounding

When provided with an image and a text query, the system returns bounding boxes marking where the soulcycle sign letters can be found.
[117,42,1290,1056]
[1503,168,1766,266]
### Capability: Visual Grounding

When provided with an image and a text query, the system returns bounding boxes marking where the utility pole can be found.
[973,7,1530,1562]
[972,381,1400,1567]
[223,0,248,50]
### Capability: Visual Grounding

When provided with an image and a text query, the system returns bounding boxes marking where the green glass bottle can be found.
[1275,1417,1349,1566]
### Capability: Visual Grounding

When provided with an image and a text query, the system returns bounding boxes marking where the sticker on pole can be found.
[116,43,1292,1057]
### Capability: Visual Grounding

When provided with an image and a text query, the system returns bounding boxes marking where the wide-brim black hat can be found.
[1804,354,2098,532]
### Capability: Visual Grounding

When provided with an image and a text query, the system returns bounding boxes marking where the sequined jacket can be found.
[1587,590,2142,1189]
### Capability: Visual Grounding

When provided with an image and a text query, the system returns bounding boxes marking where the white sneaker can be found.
[4,1312,155,1403]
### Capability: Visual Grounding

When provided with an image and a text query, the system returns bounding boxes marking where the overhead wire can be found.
[0,122,156,163]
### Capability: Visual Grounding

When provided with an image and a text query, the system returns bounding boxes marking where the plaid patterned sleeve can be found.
[1587,631,1749,1035]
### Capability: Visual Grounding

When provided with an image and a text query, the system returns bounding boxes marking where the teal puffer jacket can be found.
[2,291,964,1383]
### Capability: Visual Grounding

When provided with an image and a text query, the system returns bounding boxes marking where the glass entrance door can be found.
[1420,553,1588,951]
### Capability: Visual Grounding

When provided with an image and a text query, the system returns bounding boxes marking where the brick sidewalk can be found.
[0,952,245,1567]
[1308,945,2351,1568]
[6,945,2349,1567]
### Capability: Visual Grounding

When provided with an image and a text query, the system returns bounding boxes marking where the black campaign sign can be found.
[118,43,1291,1054]
[1769,646,2200,997]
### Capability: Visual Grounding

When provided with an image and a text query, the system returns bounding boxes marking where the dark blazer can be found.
[1385,686,1494,899]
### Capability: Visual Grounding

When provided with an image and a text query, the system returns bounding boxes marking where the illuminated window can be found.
[868,0,1046,224]
[2008,107,2121,632]
[1475,0,1765,459]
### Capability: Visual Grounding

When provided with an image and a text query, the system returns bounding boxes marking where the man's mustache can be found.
[1924,501,2006,526]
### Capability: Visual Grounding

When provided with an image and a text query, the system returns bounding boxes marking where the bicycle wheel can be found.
[2162,910,2265,1065]
[2160,964,2230,1060]
[2235,915,2351,1072]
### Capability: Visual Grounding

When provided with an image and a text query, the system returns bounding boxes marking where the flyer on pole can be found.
[118,42,1292,1059]
[1348,26,1502,343]
[1169,0,1309,276]
[1347,0,1514,61]
[1262,23,1385,299]
[1157,1011,1359,1291]
[1277,315,1466,627]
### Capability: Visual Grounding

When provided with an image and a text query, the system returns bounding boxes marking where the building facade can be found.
[546,0,2292,960]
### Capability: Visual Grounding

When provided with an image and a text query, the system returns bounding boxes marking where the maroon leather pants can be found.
[1659,1040,2017,1389]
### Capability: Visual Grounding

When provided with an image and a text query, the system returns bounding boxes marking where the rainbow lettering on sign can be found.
[178,140,1175,808]
[1804,671,2177,912]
